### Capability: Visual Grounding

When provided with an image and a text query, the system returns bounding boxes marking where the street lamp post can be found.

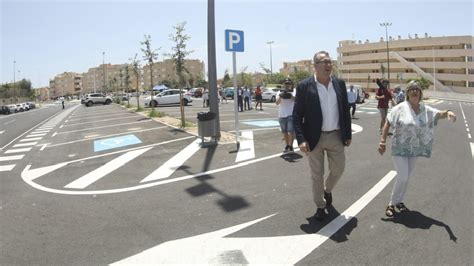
[102,52,106,93]
[380,22,392,88]
[13,60,16,103]
[266,41,274,81]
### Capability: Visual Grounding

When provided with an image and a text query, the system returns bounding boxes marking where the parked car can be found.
[189,87,202,97]
[8,104,18,113]
[223,87,234,99]
[262,87,280,102]
[144,89,193,107]
[0,105,12,115]
[25,102,36,109]
[82,93,113,107]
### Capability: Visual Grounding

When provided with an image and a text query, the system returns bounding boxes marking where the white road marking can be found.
[235,131,255,162]
[0,164,16,171]
[467,128,470,132]
[64,115,139,127]
[5,119,16,125]
[0,130,4,134]
[0,155,25,161]
[13,142,38,147]
[59,125,64,129]
[32,130,50,133]
[84,134,101,138]
[471,143,474,160]
[20,137,42,142]
[140,139,201,183]
[56,120,150,135]
[5,147,32,153]
[52,132,57,137]
[459,102,466,120]
[64,147,153,189]
[26,133,47,137]
[468,133,472,139]
[40,144,49,151]
[112,171,397,265]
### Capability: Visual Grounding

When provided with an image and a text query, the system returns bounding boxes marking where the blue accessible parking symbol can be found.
[94,134,142,152]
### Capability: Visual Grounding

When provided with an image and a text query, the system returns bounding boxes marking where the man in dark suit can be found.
[293,51,352,221]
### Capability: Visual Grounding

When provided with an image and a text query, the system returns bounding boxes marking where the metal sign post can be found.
[225,29,244,149]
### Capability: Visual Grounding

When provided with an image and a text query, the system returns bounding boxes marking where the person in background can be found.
[237,86,244,112]
[202,88,209,107]
[378,80,456,217]
[375,78,395,134]
[276,78,296,153]
[243,87,251,110]
[255,86,263,111]
[347,85,358,119]
[293,51,352,221]
[394,85,405,105]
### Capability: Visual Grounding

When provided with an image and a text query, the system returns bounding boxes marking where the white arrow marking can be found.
[64,147,152,189]
[235,130,255,162]
[22,163,69,181]
[140,139,201,183]
[112,170,397,265]
[352,123,363,134]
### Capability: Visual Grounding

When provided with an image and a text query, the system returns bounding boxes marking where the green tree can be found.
[124,65,131,106]
[169,21,193,128]
[129,54,142,110]
[406,77,432,90]
[289,70,310,85]
[141,34,160,115]
[196,79,208,88]
[222,69,232,87]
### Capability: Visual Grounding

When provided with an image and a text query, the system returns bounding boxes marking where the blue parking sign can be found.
[225,29,244,52]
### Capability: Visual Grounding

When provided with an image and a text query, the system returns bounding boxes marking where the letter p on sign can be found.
[225,29,244,52]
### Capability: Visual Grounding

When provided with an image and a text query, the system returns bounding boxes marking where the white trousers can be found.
[390,156,417,206]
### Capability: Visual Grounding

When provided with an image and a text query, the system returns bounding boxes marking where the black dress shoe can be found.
[324,191,332,207]
[314,208,326,221]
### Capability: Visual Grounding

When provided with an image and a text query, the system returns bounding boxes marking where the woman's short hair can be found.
[405,80,423,102]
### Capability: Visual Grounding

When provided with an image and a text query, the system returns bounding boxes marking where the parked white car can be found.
[261,87,280,102]
[144,89,192,107]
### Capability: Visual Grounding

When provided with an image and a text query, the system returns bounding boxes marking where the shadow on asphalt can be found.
[299,205,358,243]
[381,210,457,242]
[180,142,250,213]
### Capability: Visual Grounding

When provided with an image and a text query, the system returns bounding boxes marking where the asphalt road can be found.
[1,98,472,265]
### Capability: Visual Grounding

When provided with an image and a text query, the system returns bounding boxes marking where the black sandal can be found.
[396,203,409,213]
[385,205,395,217]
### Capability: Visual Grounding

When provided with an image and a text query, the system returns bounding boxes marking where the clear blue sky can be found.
[1,0,472,87]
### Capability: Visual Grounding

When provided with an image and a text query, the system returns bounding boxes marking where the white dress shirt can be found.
[347,88,357,104]
[315,74,340,131]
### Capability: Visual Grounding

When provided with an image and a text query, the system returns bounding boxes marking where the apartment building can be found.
[337,34,473,93]
[280,60,313,76]
[49,72,82,99]
[142,59,205,89]
[81,64,142,94]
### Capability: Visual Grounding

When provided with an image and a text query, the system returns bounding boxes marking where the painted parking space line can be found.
[64,147,153,189]
[140,139,201,183]
[26,133,47,137]
[0,164,16,171]
[20,137,42,142]
[235,131,255,162]
[13,142,38,147]
[0,155,25,161]
[5,147,33,154]
[241,120,280,127]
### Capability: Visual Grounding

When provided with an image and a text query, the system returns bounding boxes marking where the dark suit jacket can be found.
[292,75,352,151]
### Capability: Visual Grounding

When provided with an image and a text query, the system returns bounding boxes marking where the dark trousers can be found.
[238,96,243,111]
[349,102,356,116]
[244,97,250,110]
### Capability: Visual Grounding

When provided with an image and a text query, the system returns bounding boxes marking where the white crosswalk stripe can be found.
[0,164,16,171]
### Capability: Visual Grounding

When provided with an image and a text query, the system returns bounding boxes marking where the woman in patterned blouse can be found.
[378,80,457,217]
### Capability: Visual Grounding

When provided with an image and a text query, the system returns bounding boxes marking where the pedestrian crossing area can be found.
[0,106,79,172]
